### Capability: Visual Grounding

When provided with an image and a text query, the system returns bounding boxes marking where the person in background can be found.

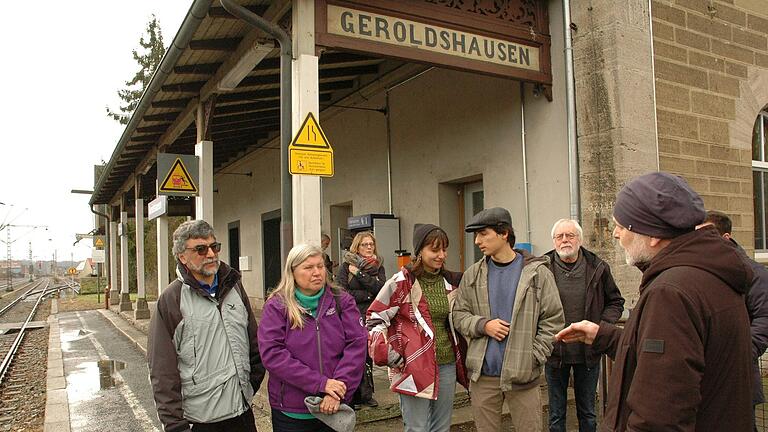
[148,220,265,432]
[544,219,624,432]
[556,172,753,431]
[453,207,564,432]
[258,243,367,432]
[367,224,467,432]
[338,230,386,409]
[698,210,768,432]
[321,233,335,279]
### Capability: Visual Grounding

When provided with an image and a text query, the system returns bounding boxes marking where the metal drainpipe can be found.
[383,67,433,214]
[648,0,660,170]
[563,0,581,223]
[385,92,394,214]
[220,0,293,266]
[520,83,531,243]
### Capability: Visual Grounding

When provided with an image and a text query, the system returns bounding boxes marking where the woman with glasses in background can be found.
[339,231,386,409]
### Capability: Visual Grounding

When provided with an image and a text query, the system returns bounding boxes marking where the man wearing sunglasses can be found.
[148,220,265,432]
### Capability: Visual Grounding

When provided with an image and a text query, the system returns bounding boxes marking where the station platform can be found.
[46,302,579,431]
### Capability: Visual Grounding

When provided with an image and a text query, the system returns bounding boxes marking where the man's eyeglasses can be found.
[553,233,577,241]
[186,242,222,256]
[360,242,375,248]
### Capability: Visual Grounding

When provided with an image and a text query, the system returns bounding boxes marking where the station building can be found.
[89,0,768,317]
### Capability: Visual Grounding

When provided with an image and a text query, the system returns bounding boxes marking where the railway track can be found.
[0,279,57,431]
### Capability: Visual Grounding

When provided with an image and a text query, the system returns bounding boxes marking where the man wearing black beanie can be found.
[556,172,753,431]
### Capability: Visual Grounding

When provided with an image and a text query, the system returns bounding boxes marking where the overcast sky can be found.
[0,1,189,262]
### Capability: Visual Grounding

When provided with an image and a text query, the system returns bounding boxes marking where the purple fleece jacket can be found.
[258,287,367,413]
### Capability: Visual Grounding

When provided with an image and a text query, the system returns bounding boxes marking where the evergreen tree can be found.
[106,15,165,125]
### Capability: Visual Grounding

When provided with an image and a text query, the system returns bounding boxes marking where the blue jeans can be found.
[545,363,600,432]
[399,364,456,432]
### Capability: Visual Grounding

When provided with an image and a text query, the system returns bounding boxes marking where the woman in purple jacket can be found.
[258,243,368,432]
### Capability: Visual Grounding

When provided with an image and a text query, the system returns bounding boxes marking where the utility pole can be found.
[28,242,32,281]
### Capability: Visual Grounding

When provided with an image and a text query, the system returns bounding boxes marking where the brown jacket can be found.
[593,227,753,432]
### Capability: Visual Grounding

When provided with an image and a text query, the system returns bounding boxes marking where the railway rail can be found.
[0,278,77,431]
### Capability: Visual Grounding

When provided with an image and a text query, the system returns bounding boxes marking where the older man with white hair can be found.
[556,172,753,431]
[543,219,624,432]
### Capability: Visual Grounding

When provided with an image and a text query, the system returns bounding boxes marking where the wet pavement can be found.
[58,310,161,432]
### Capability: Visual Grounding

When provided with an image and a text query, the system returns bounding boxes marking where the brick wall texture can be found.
[653,0,768,249]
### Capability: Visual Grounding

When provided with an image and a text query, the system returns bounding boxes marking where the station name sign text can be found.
[327,5,539,72]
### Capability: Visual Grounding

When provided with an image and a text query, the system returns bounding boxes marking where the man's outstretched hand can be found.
[555,320,599,345]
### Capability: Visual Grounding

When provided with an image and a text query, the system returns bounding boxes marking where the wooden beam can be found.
[143,112,180,122]
[214,93,331,116]
[189,38,242,51]
[130,134,162,143]
[136,124,171,134]
[239,64,379,88]
[174,63,222,75]
[217,80,354,103]
[161,81,206,93]
[152,98,192,109]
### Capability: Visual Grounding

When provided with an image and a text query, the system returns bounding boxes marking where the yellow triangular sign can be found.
[160,158,198,193]
[94,238,104,247]
[291,112,331,149]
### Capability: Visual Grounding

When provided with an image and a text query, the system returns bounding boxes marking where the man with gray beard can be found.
[555,172,752,431]
[148,220,265,432]
[543,219,624,432]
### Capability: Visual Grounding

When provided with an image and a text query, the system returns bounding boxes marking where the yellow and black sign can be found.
[289,113,334,177]
[159,157,198,195]
[93,236,105,249]
[67,267,77,276]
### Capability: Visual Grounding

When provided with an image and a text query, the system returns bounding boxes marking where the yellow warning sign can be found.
[94,238,104,248]
[67,267,77,275]
[289,113,334,177]
[159,158,198,194]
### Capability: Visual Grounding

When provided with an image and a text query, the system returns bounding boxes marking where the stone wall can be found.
[572,0,660,304]
[652,0,768,251]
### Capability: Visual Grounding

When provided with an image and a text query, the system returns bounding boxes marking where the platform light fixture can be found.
[217,39,275,91]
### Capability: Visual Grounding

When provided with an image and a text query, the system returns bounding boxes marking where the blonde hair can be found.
[268,243,334,329]
[350,231,378,257]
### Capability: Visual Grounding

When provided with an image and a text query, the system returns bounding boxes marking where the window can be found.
[753,109,768,250]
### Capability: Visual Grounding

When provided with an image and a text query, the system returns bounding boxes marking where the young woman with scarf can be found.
[366,224,468,432]
[338,231,386,409]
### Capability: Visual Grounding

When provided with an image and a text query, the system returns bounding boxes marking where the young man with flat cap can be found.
[557,172,753,431]
[453,207,564,431]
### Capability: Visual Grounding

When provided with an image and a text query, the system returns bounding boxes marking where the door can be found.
[464,181,484,269]
[228,221,240,271]
[261,211,281,298]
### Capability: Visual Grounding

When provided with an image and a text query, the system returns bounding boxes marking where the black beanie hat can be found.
[613,172,705,238]
[413,223,443,253]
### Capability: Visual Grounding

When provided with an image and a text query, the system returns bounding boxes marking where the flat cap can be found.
[613,172,705,238]
[465,207,512,233]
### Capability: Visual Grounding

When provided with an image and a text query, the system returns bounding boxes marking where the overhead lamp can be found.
[217,39,275,91]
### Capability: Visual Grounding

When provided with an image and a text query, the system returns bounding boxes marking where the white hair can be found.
[550,219,584,240]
